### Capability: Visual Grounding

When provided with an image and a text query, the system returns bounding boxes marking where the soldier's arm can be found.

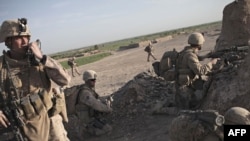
[41,56,71,86]
[187,53,213,75]
[78,89,112,113]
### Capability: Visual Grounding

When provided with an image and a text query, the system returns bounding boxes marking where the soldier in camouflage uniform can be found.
[175,32,219,109]
[68,57,81,77]
[0,18,71,141]
[145,41,157,62]
[75,70,112,138]
[169,107,250,141]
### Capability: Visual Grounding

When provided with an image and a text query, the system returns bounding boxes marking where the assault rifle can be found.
[199,45,249,60]
[99,94,114,108]
[0,56,27,141]
[180,110,225,131]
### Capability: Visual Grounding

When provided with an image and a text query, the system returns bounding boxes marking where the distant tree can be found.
[94,45,99,50]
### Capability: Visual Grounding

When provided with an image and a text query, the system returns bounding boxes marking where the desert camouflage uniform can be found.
[169,107,250,141]
[0,52,71,141]
[169,112,223,141]
[146,43,157,62]
[68,57,81,77]
[75,84,112,137]
[176,46,213,109]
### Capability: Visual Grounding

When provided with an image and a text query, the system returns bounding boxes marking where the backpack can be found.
[144,45,150,52]
[64,84,84,115]
[67,60,73,66]
[153,48,179,81]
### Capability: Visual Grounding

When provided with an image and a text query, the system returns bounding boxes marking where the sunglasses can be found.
[89,79,96,82]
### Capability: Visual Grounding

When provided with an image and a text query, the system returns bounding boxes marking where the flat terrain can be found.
[67,28,220,141]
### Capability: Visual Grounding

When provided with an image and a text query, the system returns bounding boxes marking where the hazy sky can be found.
[0,0,233,54]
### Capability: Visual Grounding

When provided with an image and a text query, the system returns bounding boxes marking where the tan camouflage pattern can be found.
[75,84,112,137]
[177,46,213,78]
[224,107,250,125]
[75,85,112,123]
[83,70,97,81]
[0,51,71,141]
[175,46,213,109]
[169,114,220,141]
[68,57,80,77]
[0,19,31,43]
[147,44,157,61]
[49,114,70,141]
[188,32,205,45]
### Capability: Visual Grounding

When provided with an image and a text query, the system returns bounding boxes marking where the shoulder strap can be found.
[75,84,86,105]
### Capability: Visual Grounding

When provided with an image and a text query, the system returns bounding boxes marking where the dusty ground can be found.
[66,27,221,141]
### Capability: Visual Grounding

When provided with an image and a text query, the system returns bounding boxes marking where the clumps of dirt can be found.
[200,51,250,113]
[109,71,176,134]
[200,0,250,114]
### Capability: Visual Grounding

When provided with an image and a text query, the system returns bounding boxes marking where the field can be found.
[62,22,222,141]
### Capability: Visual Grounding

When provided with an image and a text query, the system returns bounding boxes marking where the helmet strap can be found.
[5,37,12,49]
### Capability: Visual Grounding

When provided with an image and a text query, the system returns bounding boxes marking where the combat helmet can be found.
[83,70,97,81]
[188,32,205,46]
[224,107,250,125]
[0,18,31,43]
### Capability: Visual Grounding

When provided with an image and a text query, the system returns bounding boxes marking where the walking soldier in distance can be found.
[67,56,81,77]
[144,41,157,62]
[0,18,71,141]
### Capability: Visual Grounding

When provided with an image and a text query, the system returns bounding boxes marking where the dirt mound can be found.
[200,0,250,113]
[215,0,250,50]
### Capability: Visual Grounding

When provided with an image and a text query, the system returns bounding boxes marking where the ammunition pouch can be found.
[20,90,52,120]
[38,89,53,110]
[48,88,68,122]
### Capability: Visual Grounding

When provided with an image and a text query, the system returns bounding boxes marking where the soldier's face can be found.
[87,79,96,88]
[10,35,29,54]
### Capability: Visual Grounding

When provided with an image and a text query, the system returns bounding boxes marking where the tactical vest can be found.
[75,85,99,123]
[0,55,53,120]
[176,47,197,86]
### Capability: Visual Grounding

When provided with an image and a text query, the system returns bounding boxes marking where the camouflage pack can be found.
[67,60,73,66]
[144,45,150,52]
[64,84,84,115]
[152,48,179,81]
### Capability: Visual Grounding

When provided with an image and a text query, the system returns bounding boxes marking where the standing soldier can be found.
[68,56,81,77]
[145,41,157,62]
[0,18,71,141]
[175,32,219,109]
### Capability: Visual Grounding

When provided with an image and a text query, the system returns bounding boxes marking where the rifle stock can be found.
[0,56,27,141]
[0,89,26,141]
[180,110,225,127]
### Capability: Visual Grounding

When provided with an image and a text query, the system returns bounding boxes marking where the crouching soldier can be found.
[75,70,112,138]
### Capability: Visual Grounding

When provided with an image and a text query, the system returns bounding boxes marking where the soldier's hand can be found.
[29,40,43,60]
[0,110,10,128]
[210,58,220,65]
